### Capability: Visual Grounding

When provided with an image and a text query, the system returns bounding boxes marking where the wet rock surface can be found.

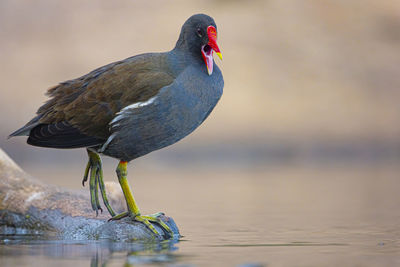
[0,148,179,240]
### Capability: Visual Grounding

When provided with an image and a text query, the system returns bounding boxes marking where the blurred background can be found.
[2,0,400,172]
[1,1,400,266]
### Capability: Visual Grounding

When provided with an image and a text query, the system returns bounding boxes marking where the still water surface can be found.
[1,164,400,266]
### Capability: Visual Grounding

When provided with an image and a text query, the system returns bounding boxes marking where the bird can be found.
[9,13,224,238]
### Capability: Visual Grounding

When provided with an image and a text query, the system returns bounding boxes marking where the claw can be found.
[135,215,163,238]
[84,149,116,217]
[142,214,174,238]
[109,212,173,239]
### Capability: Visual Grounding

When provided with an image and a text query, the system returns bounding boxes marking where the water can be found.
[1,164,400,266]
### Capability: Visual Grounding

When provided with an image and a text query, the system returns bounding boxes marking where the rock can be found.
[0,148,179,240]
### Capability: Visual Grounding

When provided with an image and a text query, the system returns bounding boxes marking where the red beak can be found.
[201,26,222,75]
[207,26,222,59]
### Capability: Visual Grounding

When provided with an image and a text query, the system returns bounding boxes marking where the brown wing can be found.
[37,53,174,140]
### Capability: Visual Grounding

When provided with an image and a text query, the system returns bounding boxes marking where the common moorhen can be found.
[10,13,224,238]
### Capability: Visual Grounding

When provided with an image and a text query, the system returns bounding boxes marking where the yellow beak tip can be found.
[216,52,223,60]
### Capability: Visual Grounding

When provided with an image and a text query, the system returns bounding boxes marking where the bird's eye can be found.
[197,28,203,37]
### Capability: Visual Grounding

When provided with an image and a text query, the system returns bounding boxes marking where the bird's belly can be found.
[102,92,219,161]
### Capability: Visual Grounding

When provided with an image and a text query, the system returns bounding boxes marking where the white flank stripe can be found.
[110,96,158,125]
[100,132,117,152]
[121,95,157,111]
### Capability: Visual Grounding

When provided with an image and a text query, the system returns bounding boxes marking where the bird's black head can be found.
[175,14,222,75]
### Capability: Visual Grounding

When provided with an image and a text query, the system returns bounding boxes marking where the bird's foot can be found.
[109,211,173,239]
[83,149,116,217]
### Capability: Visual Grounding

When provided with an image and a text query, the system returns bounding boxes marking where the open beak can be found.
[201,25,222,75]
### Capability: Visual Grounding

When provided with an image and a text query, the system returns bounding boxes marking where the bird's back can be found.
[10,52,175,148]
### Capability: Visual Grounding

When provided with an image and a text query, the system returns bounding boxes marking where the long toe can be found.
[137,214,174,239]
[134,215,165,239]
[108,211,129,221]
[96,167,116,217]
[82,160,91,186]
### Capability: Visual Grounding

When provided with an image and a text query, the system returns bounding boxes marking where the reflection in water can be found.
[1,235,349,266]
[1,166,400,266]
[0,235,179,266]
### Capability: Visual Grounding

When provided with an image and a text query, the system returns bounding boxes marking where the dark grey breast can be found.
[101,51,224,161]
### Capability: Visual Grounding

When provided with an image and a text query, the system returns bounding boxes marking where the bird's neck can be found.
[174,33,203,62]
[168,45,203,76]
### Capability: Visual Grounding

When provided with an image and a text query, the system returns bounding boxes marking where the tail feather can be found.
[9,115,42,138]
[10,118,105,149]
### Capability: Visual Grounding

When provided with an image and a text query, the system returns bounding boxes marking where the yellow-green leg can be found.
[82,149,116,217]
[109,161,173,238]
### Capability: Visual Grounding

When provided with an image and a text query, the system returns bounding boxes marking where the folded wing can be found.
[9,53,174,149]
